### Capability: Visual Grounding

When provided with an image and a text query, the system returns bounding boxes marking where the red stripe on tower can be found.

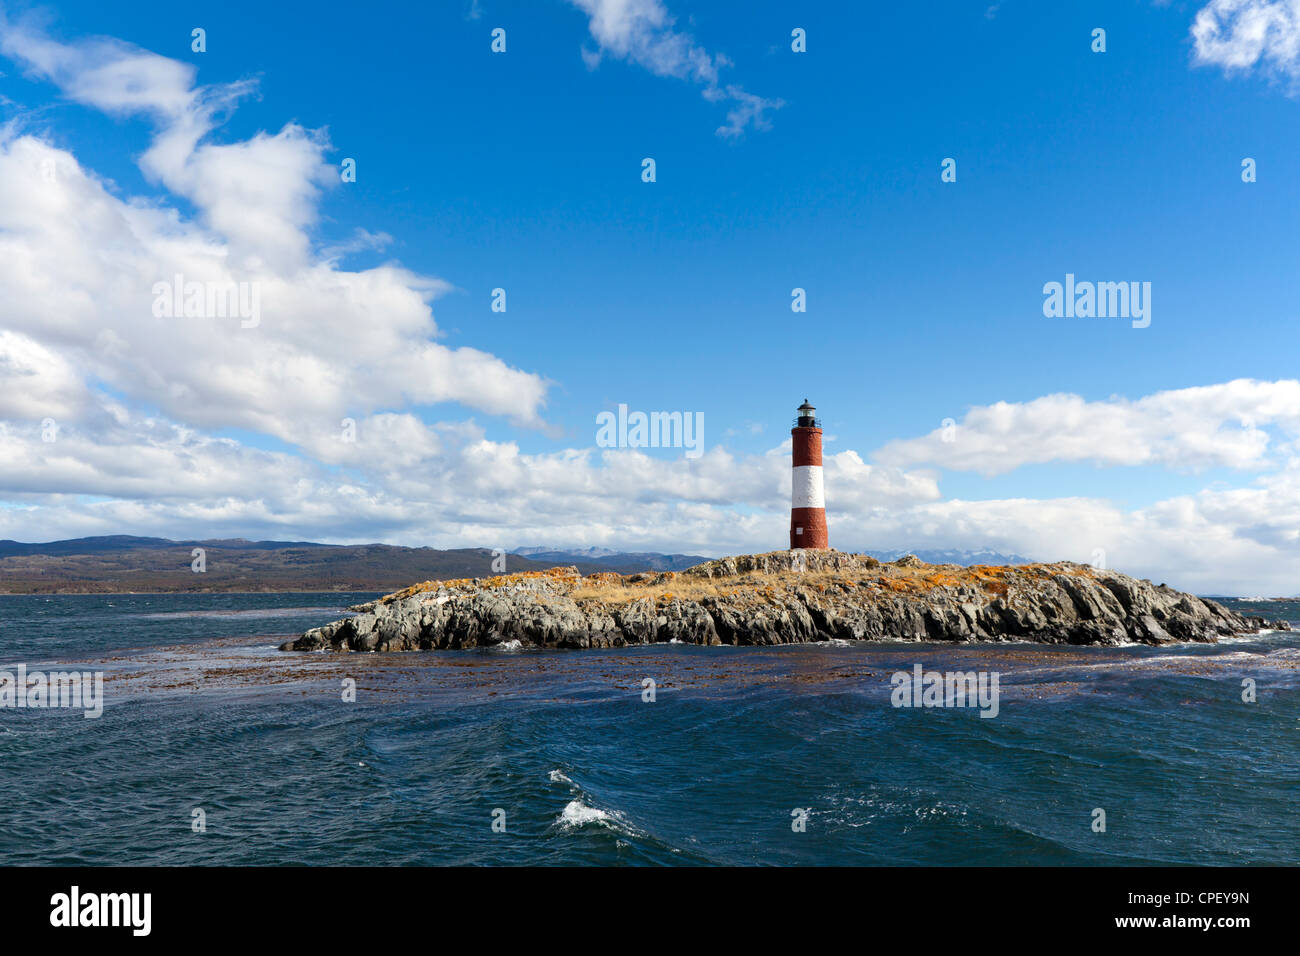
[790,399,828,550]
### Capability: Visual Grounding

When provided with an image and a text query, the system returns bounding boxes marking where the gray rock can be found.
[279,552,1287,652]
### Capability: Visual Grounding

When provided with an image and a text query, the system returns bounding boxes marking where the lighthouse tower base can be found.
[790,508,829,550]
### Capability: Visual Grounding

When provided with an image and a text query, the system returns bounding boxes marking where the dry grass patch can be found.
[381,559,1095,609]
[570,579,725,605]
[572,569,871,606]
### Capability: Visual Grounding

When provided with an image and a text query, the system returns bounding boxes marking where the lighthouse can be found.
[790,399,828,549]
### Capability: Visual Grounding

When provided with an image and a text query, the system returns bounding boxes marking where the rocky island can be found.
[280,550,1286,652]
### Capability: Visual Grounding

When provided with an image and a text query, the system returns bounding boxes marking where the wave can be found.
[1216,629,1292,643]
[546,772,646,842]
[557,800,619,829]
[1124,647,1300,667]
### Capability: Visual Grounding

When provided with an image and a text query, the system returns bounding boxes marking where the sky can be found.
[1,0,1300,594]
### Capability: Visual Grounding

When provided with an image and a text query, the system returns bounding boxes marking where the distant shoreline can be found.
[0,587,388,596]
[0,537,704,593]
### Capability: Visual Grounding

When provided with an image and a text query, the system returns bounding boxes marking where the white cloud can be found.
[0,404,940,555]
[0,23,550,447]
[567,0,782,137]
[319,229,394,263]
[875,380,1300,476]
[0,330,87,420]
[1192,0,1300,82]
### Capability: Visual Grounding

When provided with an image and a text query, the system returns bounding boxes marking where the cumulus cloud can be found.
[0,406,940,555]
[0,21,550,446]
[567,0,783,137]
[0,330,87,420]
[875,380,1300,476]
[1192,0,1300,83]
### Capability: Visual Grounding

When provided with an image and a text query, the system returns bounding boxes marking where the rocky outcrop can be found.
[280,550,1287,652]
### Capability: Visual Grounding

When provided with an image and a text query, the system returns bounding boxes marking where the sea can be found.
[0,592,1296,866]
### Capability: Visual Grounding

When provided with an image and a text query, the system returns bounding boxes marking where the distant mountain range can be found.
[0,536,593,594]
[0,535,327,558]
[0,536,1035,593]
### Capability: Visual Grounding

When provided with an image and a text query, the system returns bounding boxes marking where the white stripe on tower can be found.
[791,465,824,509]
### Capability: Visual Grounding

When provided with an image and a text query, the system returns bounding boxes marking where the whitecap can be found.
[558,800,614,829]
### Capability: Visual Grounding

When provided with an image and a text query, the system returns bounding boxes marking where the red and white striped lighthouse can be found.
[790,399,828,549]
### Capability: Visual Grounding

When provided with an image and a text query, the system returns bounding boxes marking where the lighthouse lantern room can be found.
[790,399,829,550]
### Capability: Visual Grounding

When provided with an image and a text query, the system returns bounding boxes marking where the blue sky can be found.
[2,0,1300,593]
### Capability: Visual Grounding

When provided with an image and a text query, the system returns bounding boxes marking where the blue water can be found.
[0,593,1297,865]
